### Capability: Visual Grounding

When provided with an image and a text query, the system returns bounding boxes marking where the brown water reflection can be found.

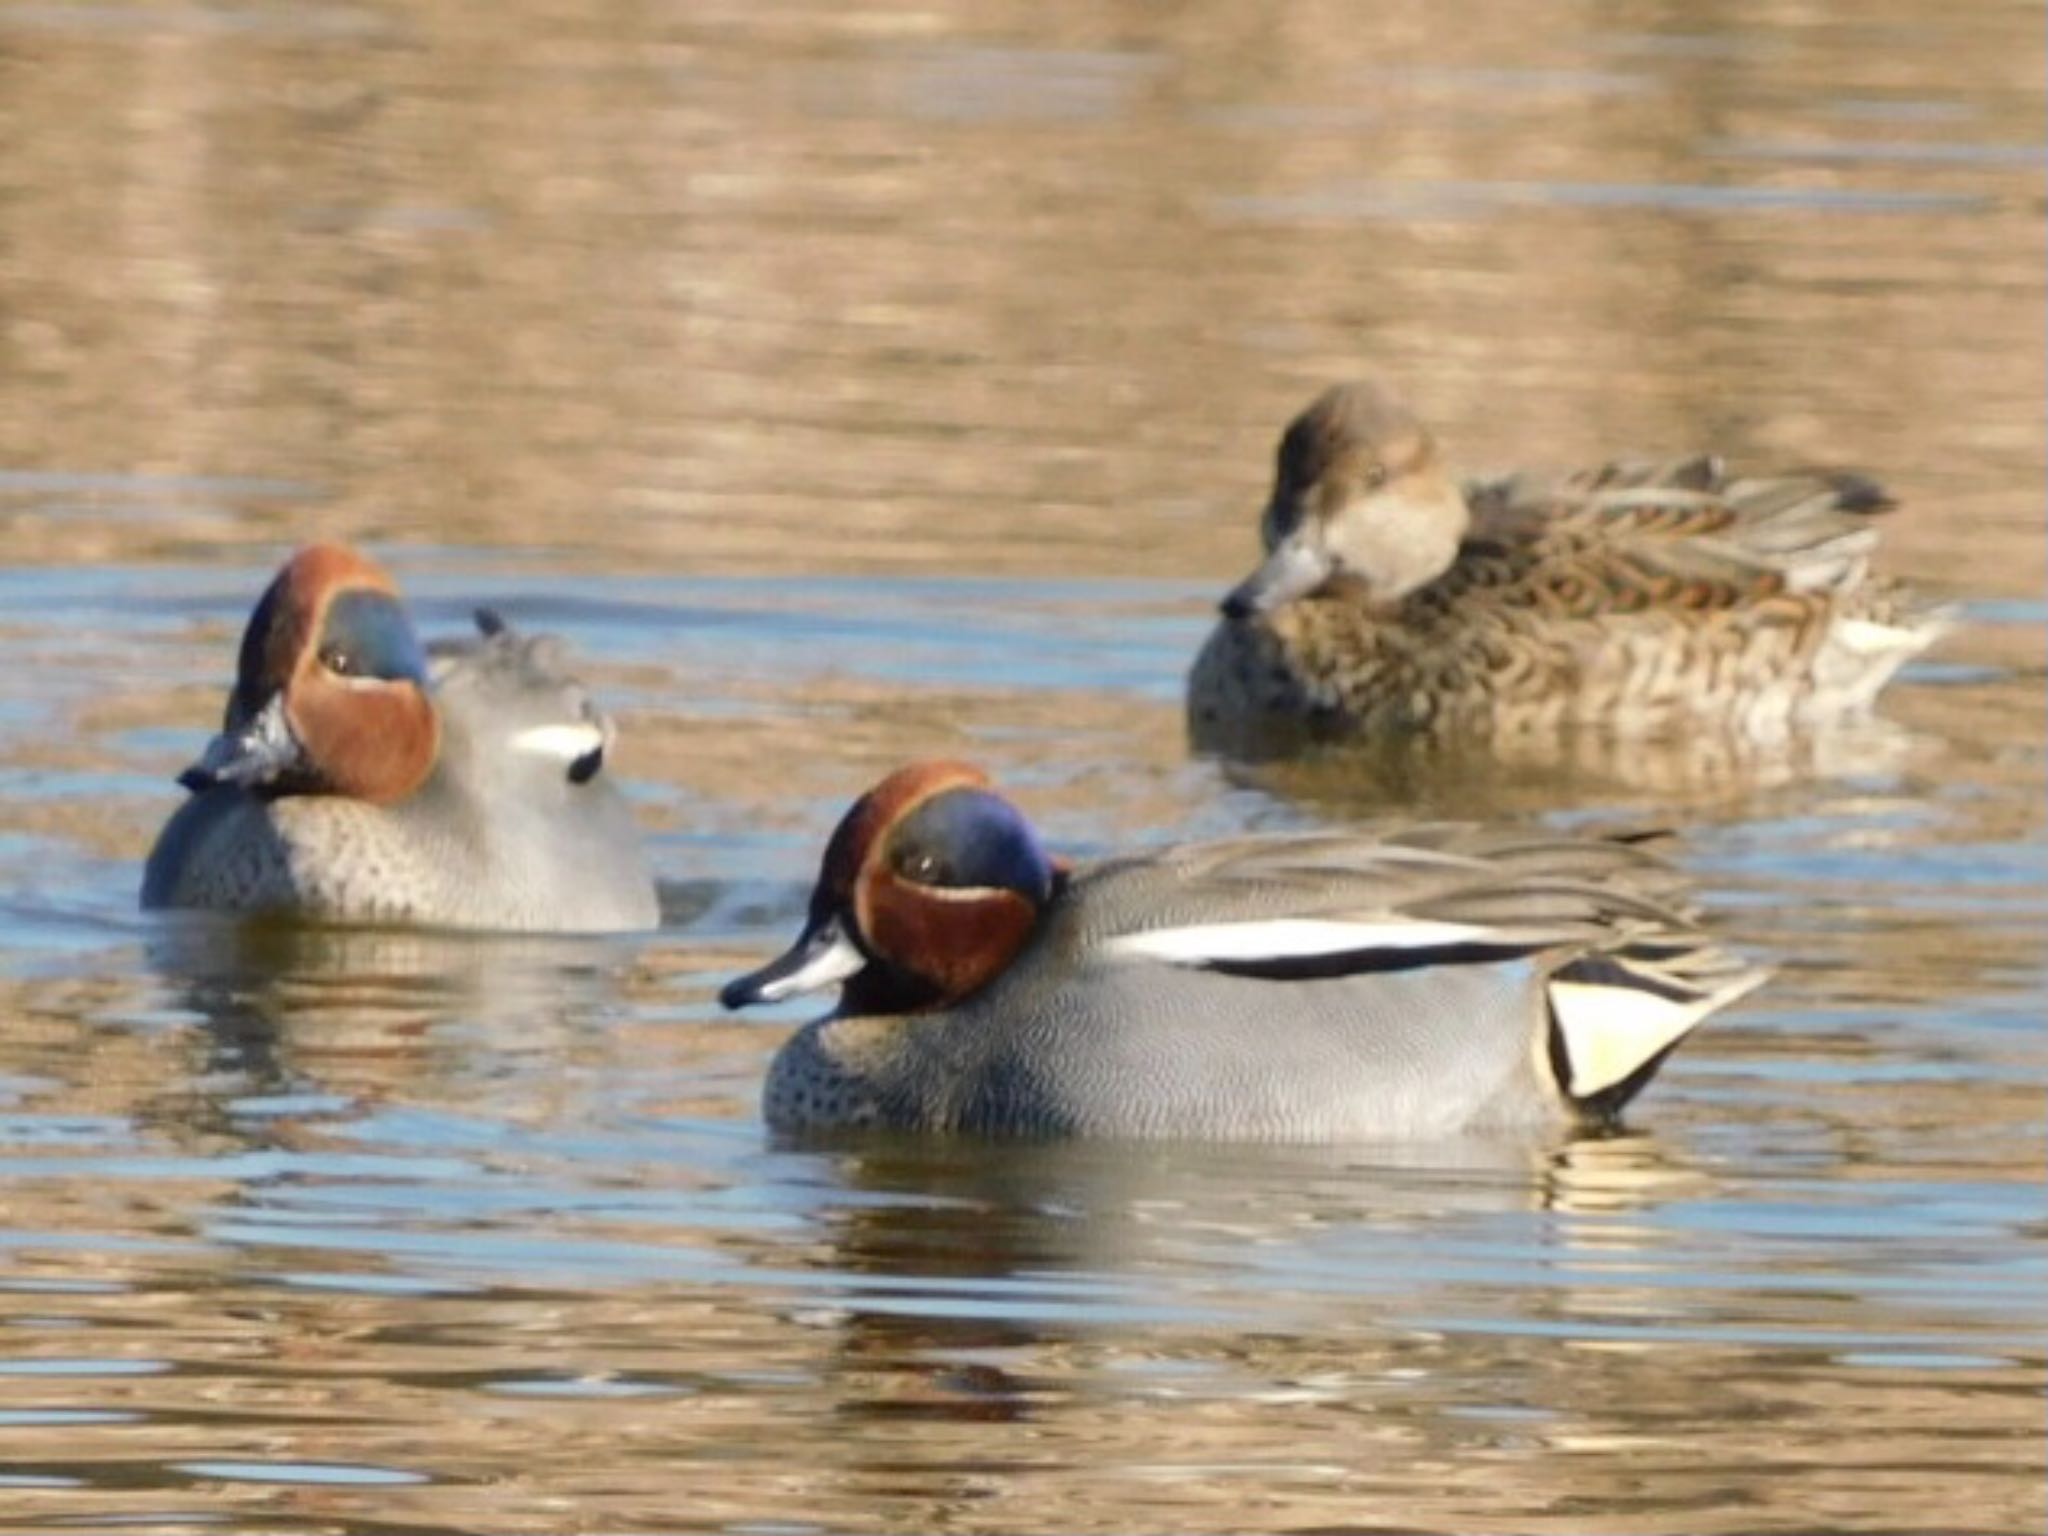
[1,0,2043,1531]
[2,0,2040,594]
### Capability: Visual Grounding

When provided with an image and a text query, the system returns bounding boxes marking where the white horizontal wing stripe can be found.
[508,723,605,761]
[1107,918,1492,965]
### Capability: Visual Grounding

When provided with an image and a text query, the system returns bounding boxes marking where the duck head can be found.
[1221,378,1470,619]
[721,761,1058,1016]
[178,543,439,804]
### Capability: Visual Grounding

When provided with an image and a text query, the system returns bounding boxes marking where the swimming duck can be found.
[142,543,660,933]
[1187,379,1947,751]
[721,761,1766,1139]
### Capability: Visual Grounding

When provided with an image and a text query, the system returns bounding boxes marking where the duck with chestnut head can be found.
[142,543,659,933]
[721,761,1766,1140]
[1187,377,1948,753]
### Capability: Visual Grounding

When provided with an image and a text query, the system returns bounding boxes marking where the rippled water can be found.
[1,1,2043,1531]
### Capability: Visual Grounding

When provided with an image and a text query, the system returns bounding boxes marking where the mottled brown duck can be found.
[1188,379,1947,753]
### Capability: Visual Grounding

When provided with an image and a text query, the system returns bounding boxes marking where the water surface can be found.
[0,1,2042,1531]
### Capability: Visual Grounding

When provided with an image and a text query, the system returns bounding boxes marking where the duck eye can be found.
[900,850,944,884]
[1362,462,1388,489]
[319,646,354,676]
[567,746,603,785]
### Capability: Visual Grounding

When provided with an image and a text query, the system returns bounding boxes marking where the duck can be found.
[1187,378,1948,752]
[720,761,1766,1140]
[142,543,660,933]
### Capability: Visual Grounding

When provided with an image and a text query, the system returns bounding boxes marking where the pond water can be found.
[0,1,2043,1532]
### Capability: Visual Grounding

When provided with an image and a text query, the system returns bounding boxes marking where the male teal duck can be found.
[1187,379,1947,751]
[721,761,1766,1140]
[142,543,659,933]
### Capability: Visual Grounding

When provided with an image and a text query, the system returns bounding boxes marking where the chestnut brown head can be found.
[179,543,439,805]
[720,762,1057,1016]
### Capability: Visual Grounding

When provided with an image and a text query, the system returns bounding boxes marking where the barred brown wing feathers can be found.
[1470,463,1897,619]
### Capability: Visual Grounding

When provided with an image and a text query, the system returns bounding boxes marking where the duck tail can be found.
[1545,941,1769,1120]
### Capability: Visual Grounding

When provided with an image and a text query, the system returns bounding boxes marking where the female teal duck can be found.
[722,762,1766,1140]
[142,543,659,933]
[1187,379,1947,752]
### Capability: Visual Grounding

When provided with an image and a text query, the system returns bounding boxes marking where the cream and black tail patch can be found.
[1547,949,1768,1114]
